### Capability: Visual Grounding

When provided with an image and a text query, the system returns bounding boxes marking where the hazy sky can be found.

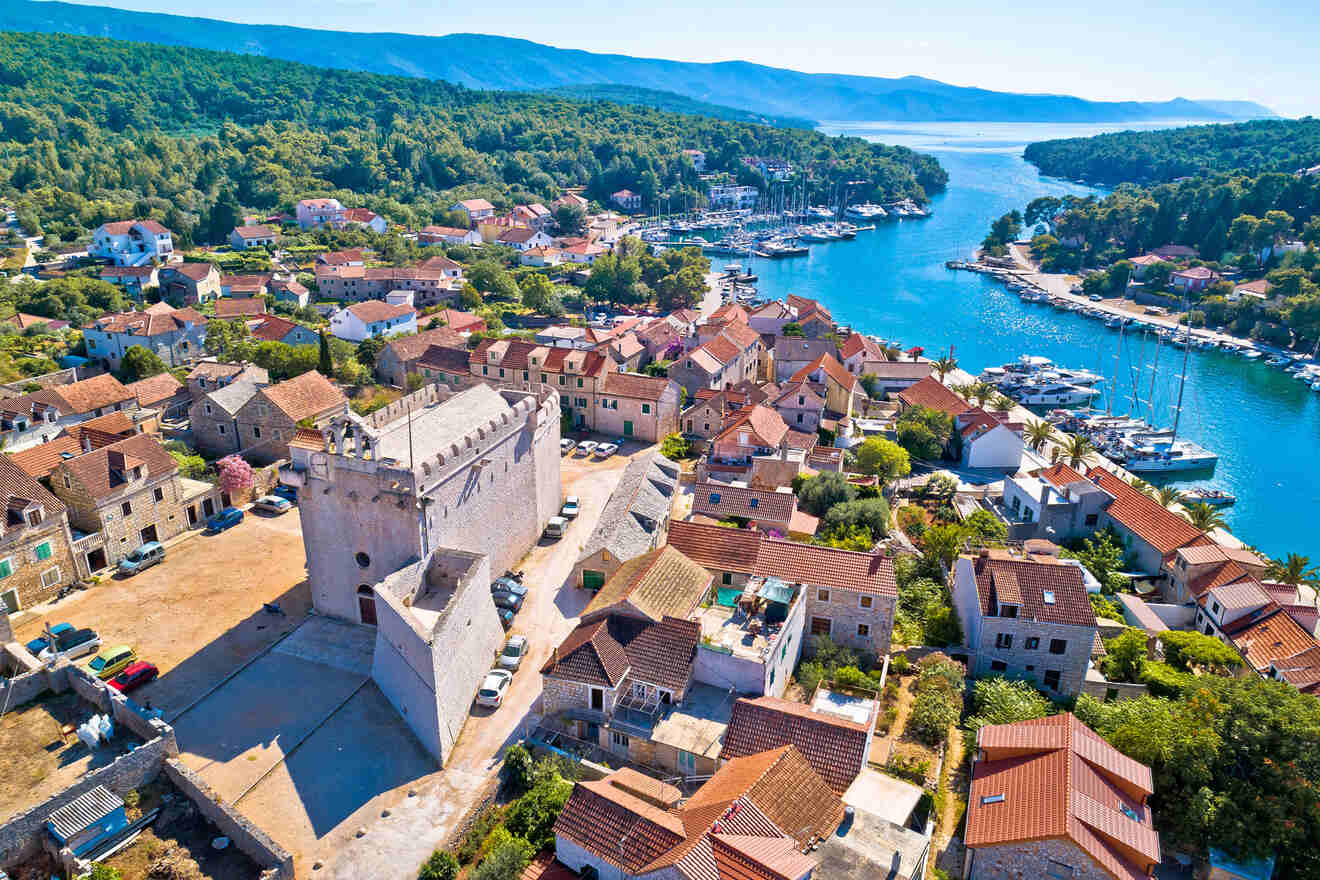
[66,0,1318,117]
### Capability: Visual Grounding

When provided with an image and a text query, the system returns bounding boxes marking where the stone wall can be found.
[1079,676,1149,702]
[966,837,1115,879]
[804,587,896,660]
[0,510,80,610]
[0,367,80,396]
[0,659,69,711]
[162,759,293,879]
[0,732,173,868]
[693,644,764,694]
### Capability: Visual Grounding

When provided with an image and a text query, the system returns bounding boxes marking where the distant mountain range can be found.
[1,0,1278,125]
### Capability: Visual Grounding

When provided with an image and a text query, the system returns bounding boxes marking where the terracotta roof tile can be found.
[552,778,685,873]
[24,374,136,415]
[896,376,968,416]
[214,299,267,318]
[692,483,796,525]
[788,354,857,391]
[602,372,674,401]
[0,453,66,515]
[714,405,789,449]
[126,373,185,407]
[345,300,414,323]
[967,714,1159,880]
[57,433,177,502]
[541,618,631,687]
[1086,467,1207,555]
[582,545,712,623]
[970,554,1096,628]
[701,334,741,366]
[1224,604,1320,673]
[686,745,844,846]
[384,326,466,362]
[666,520,765,572]
[722,697,869,794]
[257,371,346,422]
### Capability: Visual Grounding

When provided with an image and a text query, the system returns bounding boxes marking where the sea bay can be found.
[710,121,1319,560]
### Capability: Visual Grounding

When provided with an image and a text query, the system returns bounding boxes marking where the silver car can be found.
[251,495,293,514]
[499,635,529,670]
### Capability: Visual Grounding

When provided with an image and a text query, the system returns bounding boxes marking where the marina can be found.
[705,120,1320,560]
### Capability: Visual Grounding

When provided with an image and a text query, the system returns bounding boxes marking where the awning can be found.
[756,577,794,605]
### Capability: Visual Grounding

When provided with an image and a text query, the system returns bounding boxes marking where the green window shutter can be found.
[582,570,606,590]
[36,542,52,560]
[0,559,12,578]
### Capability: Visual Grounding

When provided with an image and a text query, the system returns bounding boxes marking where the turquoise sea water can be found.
[710,121,1319,560]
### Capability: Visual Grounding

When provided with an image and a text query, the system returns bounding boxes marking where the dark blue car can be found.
[206,507,244,533]
[273,484,298,503]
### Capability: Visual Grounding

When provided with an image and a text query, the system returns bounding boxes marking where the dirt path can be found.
[931,725,968,879]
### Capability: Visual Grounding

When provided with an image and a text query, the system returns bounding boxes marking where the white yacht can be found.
[1004,381,1101,406]
[1123,437,1219,473]
[844,203,888,221]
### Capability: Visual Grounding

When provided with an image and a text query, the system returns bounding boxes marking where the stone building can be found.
[185,360,269,399]
[951,551,1100,696]
[285,382,561,625]
[189,382,262,458]
[231,371,348,464]
[0,454,80,612]
[375,326,468,388]
[963,713,1160,879]
[83,303,208,371]
[0,374,140,452]
[594,372,681,442]
[48,433,194,570]
[667,520,898,659]
[158,263,221,305]
[573,452,679,589]
[371,546,506,764]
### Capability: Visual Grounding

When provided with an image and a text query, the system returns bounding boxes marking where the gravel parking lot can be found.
[11,507,311,714]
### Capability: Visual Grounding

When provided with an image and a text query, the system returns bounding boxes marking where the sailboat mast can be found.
[1108,321,1124,416]
[1145,335,1162,425]
[1172,321,1191,439]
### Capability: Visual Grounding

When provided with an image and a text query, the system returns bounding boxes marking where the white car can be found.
[561,496,580,518]
[476,669,514,708]
[498,635,529,671]
[576,440,598,456]
[251,495,293,514]
[560,438,576,454]
[1088,293,1103,302]
[595,442,619,458]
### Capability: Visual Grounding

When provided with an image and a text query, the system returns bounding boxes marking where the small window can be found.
[1084,513,1098,526]
[1025,636,1040,650]
[708,493,721,504]
[218,424,226,435]
[1049,639,1067,655]
[36,541,52,561]
[154,487,164,502]
[1044,669,1062,691]
[356,551,371,568]
[63,474,71,489]
[26,509,42,526]
[205,404,213,414]
[859,595,873,609]
[40,566,61,588]
[748,497,758,508]
[857,623,870,637]
[0,558,12,579]
[995,633,1013,649]
[121,501,132,517]
[990,660,1008,672]
[721,572,732,585]
[642,403,651,414]
[818,589,829,602]
[611,731,629,748]
[253,426,262,439]
[1042,590,1056,605]
[1211,601,1221,615]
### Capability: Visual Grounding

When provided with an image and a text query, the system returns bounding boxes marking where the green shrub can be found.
[889,654,911,675]
[832,665,875,692]
[418,850,459,880]
[503,775,572,850]
[795,660,826,695]
[502,744,534,794]
[964,677,1052,736]
[472,836,534,880]
[1139,661,1196,699]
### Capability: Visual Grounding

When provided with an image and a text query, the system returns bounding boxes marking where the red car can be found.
[107,661,158,693]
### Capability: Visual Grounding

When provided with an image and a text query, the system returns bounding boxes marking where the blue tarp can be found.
[1209,848,1276,880]
[756,577,794,605]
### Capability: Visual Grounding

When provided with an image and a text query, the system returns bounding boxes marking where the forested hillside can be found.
[543,85,815,129]
[0,31,945,247]
[1024,118,1320,185]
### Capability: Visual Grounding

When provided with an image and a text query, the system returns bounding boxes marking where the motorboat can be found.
[1183,488,1236,507]
[844,203,888,221]
[1003,381,1101,406]
[1123,438,1219,473]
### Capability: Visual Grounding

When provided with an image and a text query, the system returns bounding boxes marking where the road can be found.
[312,443,642,879]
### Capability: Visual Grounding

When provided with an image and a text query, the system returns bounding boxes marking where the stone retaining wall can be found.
[0,660,69,714]
[0,733,173,869]
[1079,677,1148,702]
[162,759,293,880]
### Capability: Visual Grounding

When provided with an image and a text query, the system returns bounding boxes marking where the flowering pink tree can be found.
[216,455,255,496]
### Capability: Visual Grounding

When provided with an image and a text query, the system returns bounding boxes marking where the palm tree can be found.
[1265,553,1320,587]
[992,394,1015,412]
[1024,419,1054,452]
[968,382,997,408]
[933,355,958,382]
[1063,434,1094,468]
[1155,486,1185,509]
[1183,502,1228,533]
[1128,477,1156,498]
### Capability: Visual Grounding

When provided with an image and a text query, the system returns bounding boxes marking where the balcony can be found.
[71,530,104,555]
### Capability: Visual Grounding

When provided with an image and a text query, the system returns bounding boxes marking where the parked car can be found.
[498,635,529,671]
[89,645,136,680]
[492,589,524,613]
[118,541,164,575]
[107,661,159,693]
[576,440,598,456]
[543,516,567,539]
[476,669,514,708]
[595,442,619,458]
[206,507,244,532]
[560,438,576,454]
[272,484,298,504]
[251,495,293,514]
[1088,293,1103,302]
[36,626,99,662]
[25,622,72,656]
[492,576,528,598]
[561,496,580,518]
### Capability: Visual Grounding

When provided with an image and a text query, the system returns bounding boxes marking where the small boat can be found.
[844,203,888,221]
[1242,350,1263,360]
[1184,488,1236,507]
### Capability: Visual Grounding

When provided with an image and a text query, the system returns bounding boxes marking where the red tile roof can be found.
[553,776,685,873]
[715,404,789,449]
[23,374,136,415]
[967,714,1159,880]
[1270,644,1320,693]
[1086,467,1207,555]
[970,554,1097,628]
[345,300,414,323]
[896,376,968,416]
[93,304,208,336]
[1224,603,1320,674]
[430,309,485,333]
[602,372,674,401]
[214,299,267,319]
[839,333,887,362]
[692,482,796,525]
[57,433,177,501]
[666,520,897,597]
[721,696,869,794]
[701,334,742,366]
[257,371,345,422]
[126,372,185,408]
[788,353,858,392]
[231,224,278,240]
[0,449,67,515]
[248,315,302,342]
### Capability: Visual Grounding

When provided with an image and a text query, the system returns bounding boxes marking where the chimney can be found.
[81,432,92,453]
[979,548,990,559]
